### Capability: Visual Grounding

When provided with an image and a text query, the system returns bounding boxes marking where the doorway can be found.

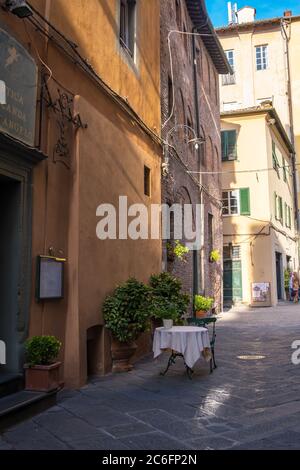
[0,174,22,381]
[276,252,283,300]
[223,245,243,306]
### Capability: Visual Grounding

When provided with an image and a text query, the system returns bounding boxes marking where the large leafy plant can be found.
[149,272,189,319]
[103,278,151,343]
[25,336,62,366]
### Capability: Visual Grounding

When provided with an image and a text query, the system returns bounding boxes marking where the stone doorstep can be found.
[0,389,58,433]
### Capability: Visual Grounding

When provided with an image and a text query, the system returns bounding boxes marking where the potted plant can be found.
[24,336,62,392]
[194,295,214,319]
[152,301,180,329]
[166,240,190,263]
[103,278,152,372]
[209,249,221,263]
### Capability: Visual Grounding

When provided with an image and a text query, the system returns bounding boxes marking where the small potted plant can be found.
[24,336,62,392]
[152,301,180,329]
[103,278,152,372]
[209,249,221,263]
[194,295,214,319]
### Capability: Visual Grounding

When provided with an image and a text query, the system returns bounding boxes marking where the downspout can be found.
[192,26,203,296]
[281,18,299,230]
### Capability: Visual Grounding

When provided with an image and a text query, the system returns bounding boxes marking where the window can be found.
[282,156,287,182]
[222,50,236,85]
[221,130,237,161]
[222,189,250,216]
[285,204,292,229]
[256,45,268,71]
[120,0,136,57]
[144,165,151,196]
[272,141,280,178]
[175,0,182,28]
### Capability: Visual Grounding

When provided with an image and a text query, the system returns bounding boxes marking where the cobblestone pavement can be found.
[1,303,300,450]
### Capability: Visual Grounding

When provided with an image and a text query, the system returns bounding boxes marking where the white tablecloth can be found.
[153,326,211,369]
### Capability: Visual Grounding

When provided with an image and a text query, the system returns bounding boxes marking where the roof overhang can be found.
[217,14,300,34]
[185,0,232,75]
[221,106,295,154]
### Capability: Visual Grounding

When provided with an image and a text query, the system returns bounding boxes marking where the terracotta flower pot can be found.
[196,310,208,319]
[24,362,61,392]
[111,339,137,373]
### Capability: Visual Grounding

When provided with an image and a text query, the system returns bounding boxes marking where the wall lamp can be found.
[5,0,33,18]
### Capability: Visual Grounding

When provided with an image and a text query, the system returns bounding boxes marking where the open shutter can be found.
[284,202,288,226]
[274,192,278,219]
[279,197,283,224]
[240,188,250,216]
[221,132,228,161]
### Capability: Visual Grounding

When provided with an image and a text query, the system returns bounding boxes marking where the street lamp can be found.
[163,124,205,174]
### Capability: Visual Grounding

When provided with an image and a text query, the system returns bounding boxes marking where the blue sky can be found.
[207,0,300,27]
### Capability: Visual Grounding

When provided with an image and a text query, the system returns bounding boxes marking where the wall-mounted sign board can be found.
[0,27,38,146]
[251,282,271,307]
[36,256,66,301]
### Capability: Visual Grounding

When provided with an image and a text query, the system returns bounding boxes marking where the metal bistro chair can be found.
[187,317,217,373]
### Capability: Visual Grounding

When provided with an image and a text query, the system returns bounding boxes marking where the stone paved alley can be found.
[1,304,300,450]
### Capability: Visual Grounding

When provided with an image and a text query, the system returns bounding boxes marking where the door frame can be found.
[0,133,46,374]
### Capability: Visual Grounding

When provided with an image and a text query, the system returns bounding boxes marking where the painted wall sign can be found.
[0,28,38,146]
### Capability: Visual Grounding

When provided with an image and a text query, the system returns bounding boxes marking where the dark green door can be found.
[223,246,243,305]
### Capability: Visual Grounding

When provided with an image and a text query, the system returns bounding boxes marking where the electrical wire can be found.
[187,163,297,175]
[23,19,53,84]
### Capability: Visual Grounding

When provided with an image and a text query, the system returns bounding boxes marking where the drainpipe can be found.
[281,18,299,231]
[192,26,203,296]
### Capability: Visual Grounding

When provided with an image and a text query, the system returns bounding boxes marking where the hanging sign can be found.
[0,28,38,146]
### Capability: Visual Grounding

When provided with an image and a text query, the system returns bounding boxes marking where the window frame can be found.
[119,0,137,58]
[222,189,240,216]
[256,44,268,71]
[222,49,236,86]
[221,130,238,161]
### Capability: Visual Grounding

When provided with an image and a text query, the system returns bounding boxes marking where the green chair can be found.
[187,317,217,373]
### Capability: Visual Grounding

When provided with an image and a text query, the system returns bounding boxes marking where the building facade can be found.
[217,6,300,211]
[160,0,230,311]
[221,105,298,306]
[0,0,161,394]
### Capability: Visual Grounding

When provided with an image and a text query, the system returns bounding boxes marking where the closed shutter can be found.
[278,197,283,224]
[284,202,288,226]
[240,188,250,216]
[274,192,278,219]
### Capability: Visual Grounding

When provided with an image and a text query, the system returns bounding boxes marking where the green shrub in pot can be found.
[149,272,189,318]
[25,336,62,367]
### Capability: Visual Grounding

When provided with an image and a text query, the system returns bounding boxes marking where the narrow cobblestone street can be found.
[1,304,300,450]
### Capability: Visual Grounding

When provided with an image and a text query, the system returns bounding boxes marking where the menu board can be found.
[251,282,271,307]
[37,256,65,300]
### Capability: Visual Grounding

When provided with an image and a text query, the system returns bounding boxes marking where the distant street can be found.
[1,303,300,450]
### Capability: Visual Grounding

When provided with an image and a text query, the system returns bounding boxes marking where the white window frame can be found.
[256,45,268,71]
[222,190,240,216]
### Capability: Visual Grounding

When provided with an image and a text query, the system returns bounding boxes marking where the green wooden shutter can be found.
[274,192,278,219]
[284,202,287,226]
[279,197,283,224]
[282,156,287,182]
[240,188,250,216]
[221,132,228,161]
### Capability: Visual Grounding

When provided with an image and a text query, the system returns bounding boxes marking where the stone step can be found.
[0,374,24,399]
[0,389,57,433]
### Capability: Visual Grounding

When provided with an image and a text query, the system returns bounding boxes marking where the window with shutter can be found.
[278,196,283,224]
[221,130,237,161]
[240,188,250,216]
[274,192,278,220]
[272,141,280,178]
[284,202,288,226]
[282,156,287,182]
